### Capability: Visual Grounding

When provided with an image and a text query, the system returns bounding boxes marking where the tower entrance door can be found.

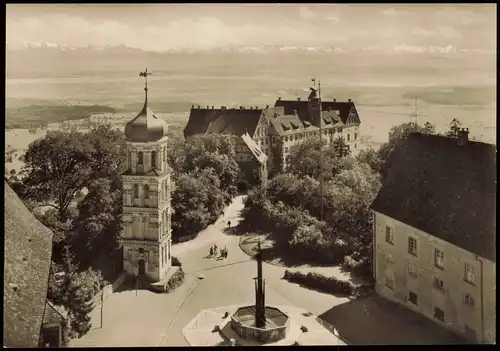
[138,259,146,275]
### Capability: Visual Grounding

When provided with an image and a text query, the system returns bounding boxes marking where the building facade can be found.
[184,92,361,177]
[120,74,172,282]
[371,131,496,344]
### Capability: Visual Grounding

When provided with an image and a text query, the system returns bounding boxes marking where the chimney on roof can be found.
[333,98,337,102]
[457,128,469,146]
[278,97,281,100]
[348,98,352,103]
[222,106,226,110]
[212,106,214,109]
[192,104,195,109]
[293,110,298,116]
[297,97,301,101]
[266,105,269,109]
[240,106,244,110]
[255,106,258,109]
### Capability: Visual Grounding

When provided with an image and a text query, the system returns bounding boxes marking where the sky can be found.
[6,4,497,52]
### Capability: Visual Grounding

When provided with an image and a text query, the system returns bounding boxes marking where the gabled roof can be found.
[274,99,360,125]
[241,133,268,164]
[371,133,496,262]
[185,107,263,138]
[4,181,54,347]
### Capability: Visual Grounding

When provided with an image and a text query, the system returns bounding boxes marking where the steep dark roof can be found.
[185,107,263,138]
[274,99,360,125]
[184,107,223,138]
[4,181,54,347]
[371,133,496,262]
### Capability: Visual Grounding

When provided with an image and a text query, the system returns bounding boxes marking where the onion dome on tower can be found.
[124,68,168,142]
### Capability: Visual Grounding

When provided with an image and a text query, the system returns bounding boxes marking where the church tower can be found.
[121,68,172,282]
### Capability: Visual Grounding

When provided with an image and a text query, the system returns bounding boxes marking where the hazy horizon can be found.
[6,4,496,52]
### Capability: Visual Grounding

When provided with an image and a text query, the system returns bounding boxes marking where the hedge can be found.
[283,270,356,296]
[164,268,185,293]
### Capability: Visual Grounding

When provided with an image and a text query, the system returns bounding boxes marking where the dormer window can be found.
[137,152,144,165]
[151,151,157,168]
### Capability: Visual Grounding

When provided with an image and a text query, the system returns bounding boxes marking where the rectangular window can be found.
[408,263,418,277]
[464,263,475,285]
[285,136,289,142]
[408,237,418,256]
[464,294,475,307]
[347,134,351,141]
[434,307,445,322]
[434,277,444,291]
[355,133,358,140]
[409,291,418,305]
[337,128,342,133]
[432,249,444,269]
[385,226,394,244]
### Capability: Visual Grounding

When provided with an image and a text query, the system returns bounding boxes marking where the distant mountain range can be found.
[6,42,495,55]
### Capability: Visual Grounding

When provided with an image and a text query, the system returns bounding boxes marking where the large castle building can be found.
[184,91,361,177]
[120,70,172,282]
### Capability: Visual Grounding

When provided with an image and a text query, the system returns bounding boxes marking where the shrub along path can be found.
[239,233,355,284]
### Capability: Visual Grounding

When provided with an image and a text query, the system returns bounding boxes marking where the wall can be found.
[374,211,495,344]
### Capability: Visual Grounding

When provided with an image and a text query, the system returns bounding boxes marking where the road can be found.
[71,195,349,347]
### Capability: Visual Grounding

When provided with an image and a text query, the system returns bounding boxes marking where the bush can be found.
[171,256,182,267]
[164,268,185,293]
[342,254,373,280]
[283,270,357,296]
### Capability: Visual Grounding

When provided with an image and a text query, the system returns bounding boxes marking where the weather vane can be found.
[139,68,152,91]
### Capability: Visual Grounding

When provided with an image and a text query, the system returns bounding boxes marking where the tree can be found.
[47,245,105,339]
[70,178,123,273]
[286,138,326,179]
[171,173,212,239]
[332,136,351,158]
[355,148,380,173]
[423,121,436,135]
[445,118,462,137]
[21,131,93,222]
[86,124,127,186]
[287,138,350,181]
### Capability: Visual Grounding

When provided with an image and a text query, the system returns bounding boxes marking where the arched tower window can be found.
[151,151,157,168]
[137,151,144,165]
[133,184,139,198]
[144,184,150,199]
[163,146,166,162]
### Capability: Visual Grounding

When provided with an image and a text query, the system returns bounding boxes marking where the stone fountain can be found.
[182,240,346,346]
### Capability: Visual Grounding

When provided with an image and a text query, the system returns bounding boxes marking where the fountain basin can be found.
[230,306,290,342]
